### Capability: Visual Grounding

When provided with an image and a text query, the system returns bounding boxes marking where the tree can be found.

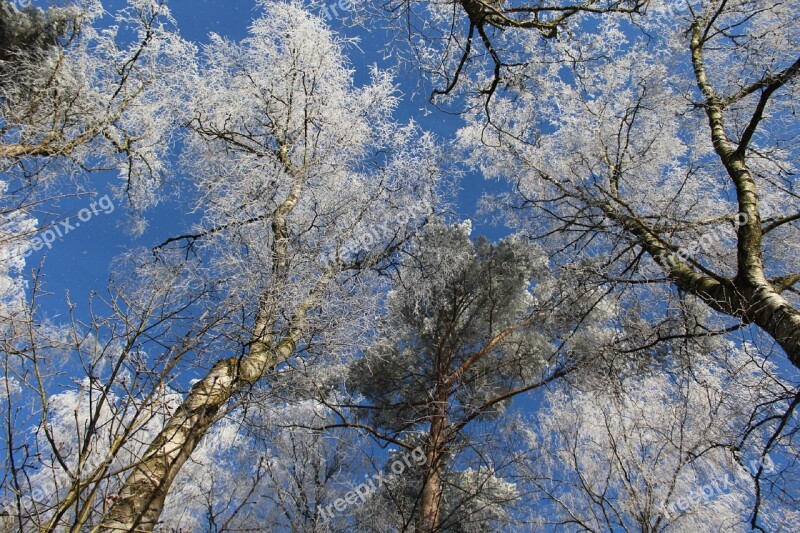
[454,4,800,519]
[345,222,616,531]
[1,279,360,532]
[0,0,194,222]
[458,0,800,373]
[0,257,226,532]
[0,1,443,530]
[517,342,800,531]
[100,2,444,529]
[0,3,204,529]
[3,0,797,531]
[351,0,648,106]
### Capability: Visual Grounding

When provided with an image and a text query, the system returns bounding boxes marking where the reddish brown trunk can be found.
[418,386,448,533]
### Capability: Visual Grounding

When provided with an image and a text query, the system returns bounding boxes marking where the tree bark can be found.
[98,300,312,532]
[719,281,800,368]
[418,386,448,533]
[625,208,800,369]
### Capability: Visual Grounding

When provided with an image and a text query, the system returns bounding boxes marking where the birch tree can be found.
[1,279,358,532]
[0,1,442,529]
[0,254,231,531]
[458,0,800,374]
[518,343,800,531]
[453,5,800,519]
[100,2,444,530]
[0,3,204,529]
[0,0,194,222]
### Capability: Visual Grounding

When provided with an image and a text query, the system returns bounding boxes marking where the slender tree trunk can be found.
[98,359,235,531]
[418,386,448,533]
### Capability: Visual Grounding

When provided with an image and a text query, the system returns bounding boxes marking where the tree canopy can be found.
[1,1,798,531]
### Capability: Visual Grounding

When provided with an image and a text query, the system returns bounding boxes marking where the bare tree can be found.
[351,0,648,107]
[0,258,232,532]
[1,1,444,530]
[0,0,193,220]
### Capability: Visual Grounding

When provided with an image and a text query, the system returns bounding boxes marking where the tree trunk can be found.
[608,205,800,371]
[418,387,448,533]
[726,281,800,368]
[98,309,309,532]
